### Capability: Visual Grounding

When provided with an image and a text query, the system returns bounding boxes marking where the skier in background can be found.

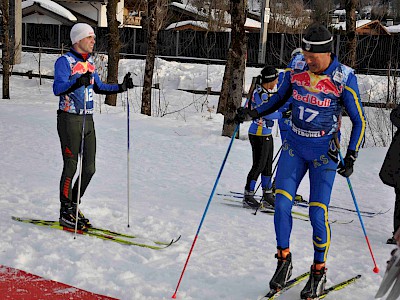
[379,104,400,244]
[53,23,134,230]
[235,23,366,299]
[243,66,291,209]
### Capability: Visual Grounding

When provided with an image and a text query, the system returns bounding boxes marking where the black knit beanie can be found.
[302,24,333,53]
[260,66,279,84]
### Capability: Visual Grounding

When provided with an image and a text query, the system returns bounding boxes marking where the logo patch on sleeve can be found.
[294,61,306,70]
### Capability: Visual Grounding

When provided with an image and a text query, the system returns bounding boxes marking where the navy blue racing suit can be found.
[253,53,366,263]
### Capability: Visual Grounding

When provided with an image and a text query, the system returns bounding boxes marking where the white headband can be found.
[302,37,333,45]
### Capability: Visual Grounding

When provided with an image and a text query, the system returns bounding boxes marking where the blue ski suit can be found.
[53,48,120,114]
[254,53,366,263]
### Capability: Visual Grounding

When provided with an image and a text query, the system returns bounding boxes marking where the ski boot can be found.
[300,263,327,299]
[243,190,260,208]
[269,249,293,291]
[262,189,275,208]
[387,236,397,245]
[59,202,87,231]
[77,208,92,228]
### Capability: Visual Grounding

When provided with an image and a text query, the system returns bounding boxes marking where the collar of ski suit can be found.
[69,47,91,62]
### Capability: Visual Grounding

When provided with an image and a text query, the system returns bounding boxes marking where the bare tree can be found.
[344,0,358,68]
[269,0,312,33]
[190,0,230,31]
[311,0,334,24]
[1,0,10,99]
[220,0,247,137]
[141,0,168,116]
[105,0,121,106]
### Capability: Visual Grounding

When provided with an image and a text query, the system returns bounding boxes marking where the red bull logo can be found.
[291,71,311,87]
[71,61,96,75]
[314,78,342,97]
[291,71,342,97]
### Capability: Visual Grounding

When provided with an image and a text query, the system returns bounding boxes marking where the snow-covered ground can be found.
[0,52,397,299]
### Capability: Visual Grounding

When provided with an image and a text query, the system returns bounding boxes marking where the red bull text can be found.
[292,90,331,107]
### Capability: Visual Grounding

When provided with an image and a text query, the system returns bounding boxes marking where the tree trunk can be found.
[141,0,158,116]
[221,0,247,137]
[105,0,121,106]
[217,49,232,115]
[344,0,357,68]
[2,0,11,99]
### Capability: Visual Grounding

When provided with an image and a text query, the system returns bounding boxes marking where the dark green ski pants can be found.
[57,110,96,204]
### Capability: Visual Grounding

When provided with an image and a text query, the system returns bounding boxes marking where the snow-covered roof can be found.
[170,2,208,18]
[244,18,260,29]
[165,20,224,31]
[332,19,373,31]
[165,18,260,32]
[333,9,359,15]
[386,24,400,33]
[22,0,77,22]
[333,9,346,16]
[169,2,260,30]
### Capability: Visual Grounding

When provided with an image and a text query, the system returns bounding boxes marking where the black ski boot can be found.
[269,250,293,291]
[300,264,327,299]
[77,208,92,228]
[243,190,260,208]
[387,236,397,245]
[262,189,275,207]
[59,202,87,231]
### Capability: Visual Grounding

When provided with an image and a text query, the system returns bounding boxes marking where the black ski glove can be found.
[233,107,259,124]
[337,150,357,177]
[77,71,92,87]
[282,109,292,119]
[119,72,134,91]
[282,103,292,119]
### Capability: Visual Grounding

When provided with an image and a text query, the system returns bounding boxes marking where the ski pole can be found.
[172,122,240,299]
[127,90,131,228]
[172,77,257,298]
[74,87,88,238]
[337,145,379,274]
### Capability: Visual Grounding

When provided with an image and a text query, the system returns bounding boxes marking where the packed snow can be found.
[0,51,397,299]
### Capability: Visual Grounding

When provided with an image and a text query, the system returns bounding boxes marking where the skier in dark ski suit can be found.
[53,23,133,230]
[380,105,400,244]
[235,24,366,299]
[243,66,291,209]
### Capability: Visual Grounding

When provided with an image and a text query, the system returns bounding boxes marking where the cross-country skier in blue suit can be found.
[235,24,366,299]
